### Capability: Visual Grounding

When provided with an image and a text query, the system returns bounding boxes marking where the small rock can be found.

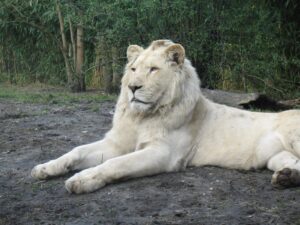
[174,210,186,217]
[152,212,159,217]
[246,208,256,215]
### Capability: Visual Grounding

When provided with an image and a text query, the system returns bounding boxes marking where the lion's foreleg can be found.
[267,151,300,188]
[65,145,172,194]
[31,139,124,180]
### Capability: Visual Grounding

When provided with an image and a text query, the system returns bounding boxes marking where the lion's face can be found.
[122,40,186,113]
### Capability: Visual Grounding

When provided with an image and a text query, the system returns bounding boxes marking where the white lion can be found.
[31,40,300,194]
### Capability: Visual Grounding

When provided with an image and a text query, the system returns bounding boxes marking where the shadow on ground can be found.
[0,100,299,225]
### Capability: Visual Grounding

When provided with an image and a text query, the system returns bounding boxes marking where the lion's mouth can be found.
[131,97,151,105]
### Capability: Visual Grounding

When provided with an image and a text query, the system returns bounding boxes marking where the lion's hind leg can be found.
[267,151,300,188]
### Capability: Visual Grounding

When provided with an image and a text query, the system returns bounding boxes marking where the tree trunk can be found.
[6,49,15,84]
[75,24,85,91]
[0,46,3,74]
[102,39,113,93]
[69,18,76,67]
[111,46,121,92]
[92,35,103,88]
[56,0,75,91]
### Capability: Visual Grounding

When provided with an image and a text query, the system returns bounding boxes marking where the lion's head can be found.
[120,40,201,116]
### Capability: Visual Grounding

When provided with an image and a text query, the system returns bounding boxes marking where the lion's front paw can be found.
[65,170,106,194]
[272,168,300,188]
[31,164,50,180]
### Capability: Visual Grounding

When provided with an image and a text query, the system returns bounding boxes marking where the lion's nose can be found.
[128,85,142,94]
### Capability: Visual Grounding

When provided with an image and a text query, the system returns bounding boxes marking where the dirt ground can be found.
[0,99,299,225]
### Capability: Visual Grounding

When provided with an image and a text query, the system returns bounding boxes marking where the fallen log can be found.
[201,88,295,111]
[279,98,300,109]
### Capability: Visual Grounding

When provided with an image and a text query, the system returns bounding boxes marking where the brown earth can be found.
[0,99,299,225]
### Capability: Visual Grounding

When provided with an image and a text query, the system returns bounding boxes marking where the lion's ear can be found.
[127,45,144,62]
[164,44,185,65]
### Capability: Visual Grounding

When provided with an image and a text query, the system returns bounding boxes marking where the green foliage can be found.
[0,0,299,98]
[0,0,64,84]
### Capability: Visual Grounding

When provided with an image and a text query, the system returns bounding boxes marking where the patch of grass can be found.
[0,217,10,225]
[90,105,100,112]
[0,84,117,104]
[30,182,42,192]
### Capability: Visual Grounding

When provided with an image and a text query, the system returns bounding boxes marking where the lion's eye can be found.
[150,67,159,73]
[131,68,136,72]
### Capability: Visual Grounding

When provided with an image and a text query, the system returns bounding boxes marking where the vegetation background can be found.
[0,0,299,99]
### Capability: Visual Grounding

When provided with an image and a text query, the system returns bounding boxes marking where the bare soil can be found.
[0,99,299,225]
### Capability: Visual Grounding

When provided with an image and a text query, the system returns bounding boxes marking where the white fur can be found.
[31,40,300,193]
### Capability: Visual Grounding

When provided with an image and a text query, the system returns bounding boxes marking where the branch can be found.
[83,57,126,74]
[245,74,285,95]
